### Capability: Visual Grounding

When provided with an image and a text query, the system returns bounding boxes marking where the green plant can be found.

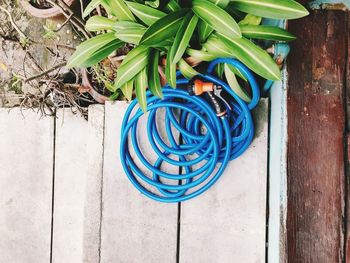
[67,0,308,110]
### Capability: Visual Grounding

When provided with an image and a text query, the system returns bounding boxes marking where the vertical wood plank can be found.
[345,12,350,263]
[288,10,347,263]
[0,108,54,263]
[52,110,89,263]
[179,100,268,263]
[100,101,178,263]
[83,105,105,263]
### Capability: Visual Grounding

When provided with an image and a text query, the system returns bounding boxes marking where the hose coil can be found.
[120,58,260,203]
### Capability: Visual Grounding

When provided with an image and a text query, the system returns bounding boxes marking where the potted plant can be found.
[67,0,308,110]
[21,0,77,19]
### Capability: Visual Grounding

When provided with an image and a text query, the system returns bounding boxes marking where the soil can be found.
[29,0,53,9]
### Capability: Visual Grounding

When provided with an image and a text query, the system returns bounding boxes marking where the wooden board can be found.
[179,100,268,263]
[287,9,347,263]
[52,110,89,263]
[100,101,178,263]
[0,108,54,263]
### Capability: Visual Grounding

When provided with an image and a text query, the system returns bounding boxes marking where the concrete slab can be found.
[52,109,89,263]
[179,100,268,263]
[82,105,105,263]
[100,101,178,263]
[0,108,54,263]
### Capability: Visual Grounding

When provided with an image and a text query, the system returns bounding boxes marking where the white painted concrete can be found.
[0,99,270,263]
[179,100,268,263]
[52,109,89,263]
[83,105,105,263]
[268,69,288,263]
[100,101,178,263]
[0,108,54,263]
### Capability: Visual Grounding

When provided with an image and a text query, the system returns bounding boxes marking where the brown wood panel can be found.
[287,9,347,263]
[345,13,350,263]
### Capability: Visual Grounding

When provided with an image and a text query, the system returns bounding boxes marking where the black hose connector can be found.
[205,91,227,117]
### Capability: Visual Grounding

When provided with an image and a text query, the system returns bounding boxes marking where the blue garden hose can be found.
[120,58,260,203]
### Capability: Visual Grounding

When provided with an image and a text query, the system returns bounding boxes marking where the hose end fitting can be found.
[189,79,214,96]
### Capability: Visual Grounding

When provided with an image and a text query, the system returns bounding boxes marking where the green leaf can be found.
[198,20,213,43]
[207,0,229,8]
[192,0,241,39]
[83,0,101,18]
[186,48,216,61]
[224,63,251,102]
[140,9,188,46]
[114,21,146,30]
[67,33,120,68]
[101,0,136,21]
[227,64,247,81]
[115,46,149,89]
[165,51,177,88]
[229,0,309,19]
[121,79,134,101]
[197,0,229,43]
[202,35,233,57]
[240,25,296,42]
[135,67,148,112]
[145,0,160,8]
[125,1,166,26]
[215,63,224,78]
[178,58,199,79]
[169,12,198,64]
[216,33,281,80]
[82,39,124,68]
[164,0,181,12]
[85,16,116,31]
[148,49,163,98]
[114,21,146,44]
[238,14,262,26]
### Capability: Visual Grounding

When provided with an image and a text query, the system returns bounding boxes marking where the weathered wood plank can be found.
[345,12,350,263]
[0,108,54,263]
[52,110,89,263]
[83,105,105,263]
[179,100,268,263]
[288,10,347,263]
[100,101,178,263]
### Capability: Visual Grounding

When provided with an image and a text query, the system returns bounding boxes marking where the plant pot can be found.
[81,69,110,104]
[20,0,77,19]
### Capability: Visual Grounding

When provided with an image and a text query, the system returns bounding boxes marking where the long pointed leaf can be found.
[135,68,148,112]
[101,0,136,21]
[178,58,199,79]
[82,39,124,68]
[148,49,163,98]
[121,79,134,101]
[216,33,281,80]
[115,46,149,89]
[169,12,198,64]
[165,51,177,88]
[83,0,101,18]
[140,9,188,46]
[164,0,181,12]
[198,20,213,43]
[125,1,166,26]
[229,0,309,19]
[192,0,241,39]
[67,33,118,68]
[224,64,251,102]
[85,16,116,31]
[240,25,296,42]
[186,48,217,61]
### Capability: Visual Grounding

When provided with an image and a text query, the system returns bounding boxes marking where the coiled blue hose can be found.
[120,58,260,203]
